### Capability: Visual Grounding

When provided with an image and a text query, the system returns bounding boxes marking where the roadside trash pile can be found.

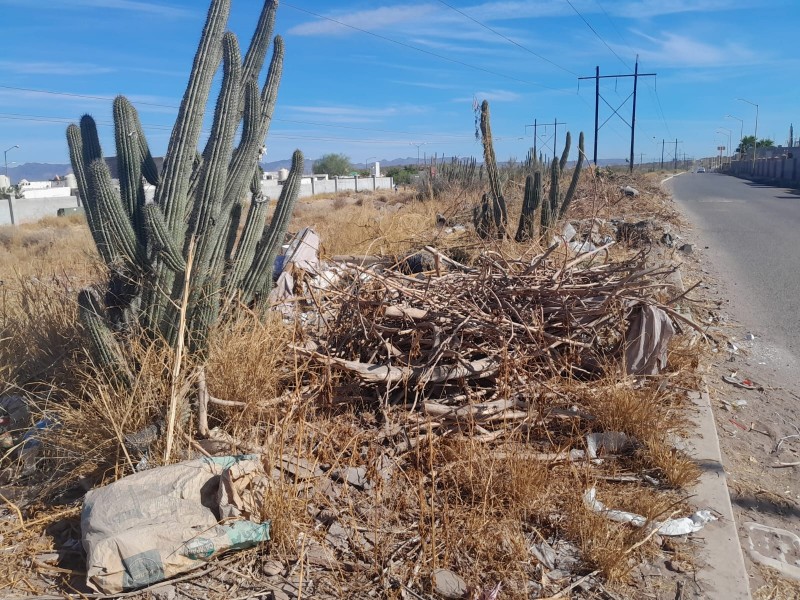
[1,225,719,599]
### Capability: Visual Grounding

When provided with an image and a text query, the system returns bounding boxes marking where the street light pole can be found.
[410,142,425,167]
[716,128,731,166]
[737,98,758,171]
[365,156,376,173]
[725,115,744,159]
[4,144,19,179]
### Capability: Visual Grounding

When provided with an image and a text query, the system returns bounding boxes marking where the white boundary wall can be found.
[0,196,81,226]
[261,176,394,200]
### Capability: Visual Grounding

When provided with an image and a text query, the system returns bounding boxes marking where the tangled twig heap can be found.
[297,245,680,418]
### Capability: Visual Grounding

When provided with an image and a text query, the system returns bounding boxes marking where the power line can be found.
[564,0,630,70]
[281,2,565,91]
[591,0,672,138]
[434,0,577,76]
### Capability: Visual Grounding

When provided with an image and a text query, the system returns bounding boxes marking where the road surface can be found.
[668,171,800,596]
[667,172,800,358]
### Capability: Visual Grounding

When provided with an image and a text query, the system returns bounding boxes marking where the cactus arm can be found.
[67,123,112,263]
[242,0,278,85]
[143,203,186,272]
[225,36,284,209]
[559,131,572,173]
[113,96,145,222]
[189,32,242,242]
[558,132,585,221]
[88,159,143,267]
[226,177,269,294]
[239,150,303,305]
[156,0,229,234]
[546,158,560,228]
[80,114,103,167]
[78,287,133,386]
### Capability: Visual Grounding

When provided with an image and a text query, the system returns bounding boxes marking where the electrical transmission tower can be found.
[579,57,656,172]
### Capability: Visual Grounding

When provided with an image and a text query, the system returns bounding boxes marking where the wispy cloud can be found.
[288,5,441,36]
[0,0,191,18]
[0,61,116,76]
[284,104,428,124]
[463,90,522,103]
[625,31,757,67]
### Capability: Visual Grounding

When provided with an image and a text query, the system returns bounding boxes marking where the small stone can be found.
[330,466,371,490]
[150,584,177,600]
[432,568,467,599]
[262,559,284,577]
[679,243,693,254]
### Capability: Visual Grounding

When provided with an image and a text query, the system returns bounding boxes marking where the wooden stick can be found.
[165,236,194,464]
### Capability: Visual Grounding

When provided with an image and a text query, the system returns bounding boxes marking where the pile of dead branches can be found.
[296,244,687,415]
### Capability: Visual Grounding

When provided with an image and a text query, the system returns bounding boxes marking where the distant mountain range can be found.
[7,156,630,183]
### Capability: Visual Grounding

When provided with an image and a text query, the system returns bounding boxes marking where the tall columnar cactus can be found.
[475,100,507,239]
[515,171,542,242]
[68,0,301,376]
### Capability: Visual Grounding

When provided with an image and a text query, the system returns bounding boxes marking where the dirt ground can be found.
[668,187,800,599]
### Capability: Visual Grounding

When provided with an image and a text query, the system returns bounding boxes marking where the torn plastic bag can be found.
[623,304,676,375]
[583,487,716,536]
[82,455,270,594]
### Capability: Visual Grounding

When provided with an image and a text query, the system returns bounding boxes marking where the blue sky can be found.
[1,0,798,169]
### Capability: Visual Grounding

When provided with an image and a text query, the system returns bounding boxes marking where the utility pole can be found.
[410,142,425,167]
[661,139,665,170]
[579,57,656,170]
[524,119,539,160]
[526,118,566,160]
[673,139,683,171]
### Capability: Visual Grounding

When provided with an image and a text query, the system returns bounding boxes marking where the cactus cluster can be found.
[69,0,302,376]
[473,100,584,243]
[516,132,585,242]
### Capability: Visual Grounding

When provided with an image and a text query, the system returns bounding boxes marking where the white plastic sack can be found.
[82,455,270,594]
[583,487,716,536]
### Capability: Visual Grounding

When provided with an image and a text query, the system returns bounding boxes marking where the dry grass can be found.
[0,172,707,599]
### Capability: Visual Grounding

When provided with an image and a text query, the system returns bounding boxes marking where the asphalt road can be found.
[667,172,800,358]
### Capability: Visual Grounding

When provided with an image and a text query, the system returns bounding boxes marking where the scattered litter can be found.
[744,522,800,581]
[726,342,739,354]
[620,185,639,197]
[586,432,633,459]
[569,240,597,254]
[82,455,270,594]
[722,374,759,390]
[583,487,717,536]
[744,332,756,341]
[623,304,676,376]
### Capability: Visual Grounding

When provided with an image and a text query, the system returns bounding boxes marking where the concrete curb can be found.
[682,387,752,599]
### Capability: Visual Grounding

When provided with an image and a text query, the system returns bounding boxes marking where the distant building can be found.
[0,175,10,189]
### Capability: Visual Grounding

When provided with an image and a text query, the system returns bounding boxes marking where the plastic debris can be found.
[82,455,270,594]
[583,487,717,536]
[569,240,598,254]
[623,304,676,376]
[744,522,800,581]
[586,432,633,459]
[620,185,639,197]
[722,374,759,390]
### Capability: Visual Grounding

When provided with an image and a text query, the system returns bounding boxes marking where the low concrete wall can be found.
[260,176,394,199]
[21,187,73,200]
[0,195,81,226]
[725,156,799,186]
